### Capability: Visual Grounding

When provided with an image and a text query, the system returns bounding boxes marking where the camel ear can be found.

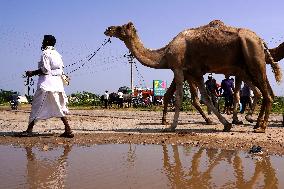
[127,22,133,28]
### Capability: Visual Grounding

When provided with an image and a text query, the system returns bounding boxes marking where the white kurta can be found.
[29,46,69,123]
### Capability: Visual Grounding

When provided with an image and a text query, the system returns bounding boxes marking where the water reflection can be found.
[126,144,137,168]
[162,145,280,188]
[233,152,278,188]
[0,144,283,189]
[25,145,71,189]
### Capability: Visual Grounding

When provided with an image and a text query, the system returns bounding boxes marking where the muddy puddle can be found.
[0,144,283,189]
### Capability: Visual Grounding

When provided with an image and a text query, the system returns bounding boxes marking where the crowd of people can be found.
[102,89,155,109]
[102,73,252,115]
[204,73,252,115]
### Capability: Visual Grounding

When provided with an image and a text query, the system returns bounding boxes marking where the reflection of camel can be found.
[126,144,137,168]
[162,41,284,126]
[162,145,279,188]
[25,145,71,188]
[233,154,278,188]
[163,145,235,188]
[105,20,281,132]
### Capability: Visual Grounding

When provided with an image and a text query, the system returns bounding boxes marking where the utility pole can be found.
[125,52,135,93]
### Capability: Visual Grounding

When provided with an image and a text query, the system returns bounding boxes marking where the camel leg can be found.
[245,83,261,123]
[194,76,232,131]
[240,36,273,133]
[253,81,273,132]
[232,77,243,124]
[253,90,266,130]
[168,69,184,131]
[162,76,213,125]
[188,81,213,125]
[254,77,274,132]
[162,79,176,125]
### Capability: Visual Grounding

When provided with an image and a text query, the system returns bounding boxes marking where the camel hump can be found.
[209,20,224,28]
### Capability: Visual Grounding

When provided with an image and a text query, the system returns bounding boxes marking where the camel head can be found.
[104,22,137,41]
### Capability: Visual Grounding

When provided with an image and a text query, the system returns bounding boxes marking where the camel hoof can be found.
[253,125,260,129]
[232,120,243,125]
[223,123,232,132]
[253,127,266,133]
[205,118,214,125]
[245,115,254,123]
[162,119,169,125]
[164,122,178,132]
[254,120,265,130]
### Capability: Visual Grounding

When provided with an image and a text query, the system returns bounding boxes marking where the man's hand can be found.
[25,71,33,77]
[25,69,43,77]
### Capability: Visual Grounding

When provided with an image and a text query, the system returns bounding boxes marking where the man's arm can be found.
[26,69,44,77]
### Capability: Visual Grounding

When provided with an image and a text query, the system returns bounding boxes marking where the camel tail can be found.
[263,42,282,83]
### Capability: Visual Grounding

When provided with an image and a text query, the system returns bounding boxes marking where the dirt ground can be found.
[0,107,284,155]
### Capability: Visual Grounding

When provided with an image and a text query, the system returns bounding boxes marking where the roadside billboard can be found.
[153,80,167,96]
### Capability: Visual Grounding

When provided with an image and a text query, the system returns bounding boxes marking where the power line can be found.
[65,38,111,74]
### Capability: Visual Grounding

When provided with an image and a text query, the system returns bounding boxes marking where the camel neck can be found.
[124,34,168,69]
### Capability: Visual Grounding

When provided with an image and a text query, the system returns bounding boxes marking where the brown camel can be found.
[162,41,284,126]
[232,42,284,124]
[104,20,281,132]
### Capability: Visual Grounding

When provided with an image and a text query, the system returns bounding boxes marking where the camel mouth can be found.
[104,27,115,37]
[104,30,112,36]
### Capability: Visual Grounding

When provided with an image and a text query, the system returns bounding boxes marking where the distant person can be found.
[156,96,164,105]
[21,35,74,138]
[148,94,153,105]
[103,90,109,108]
[117,91,124,108]
[138,90,143,100]
[221,75,234,115]
[205,74,220,114]
[10,92,19,110]
[240,83,252,114]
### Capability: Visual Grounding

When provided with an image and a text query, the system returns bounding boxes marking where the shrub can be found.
[0,89,19,104]
[68,91,102,107]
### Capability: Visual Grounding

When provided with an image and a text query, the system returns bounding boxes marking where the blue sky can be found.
[1,0,284,95]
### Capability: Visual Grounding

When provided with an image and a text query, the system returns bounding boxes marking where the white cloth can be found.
[103,92,109,100]
[29,89,68,123]
[29,46,68,123]
[37,46,65,92]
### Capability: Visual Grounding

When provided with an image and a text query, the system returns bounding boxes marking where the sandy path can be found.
[0,108,283,155]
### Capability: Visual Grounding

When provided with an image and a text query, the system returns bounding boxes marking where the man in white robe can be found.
[22,35,74,138]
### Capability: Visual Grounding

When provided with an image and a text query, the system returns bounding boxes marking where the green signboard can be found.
[153,80,167,96]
